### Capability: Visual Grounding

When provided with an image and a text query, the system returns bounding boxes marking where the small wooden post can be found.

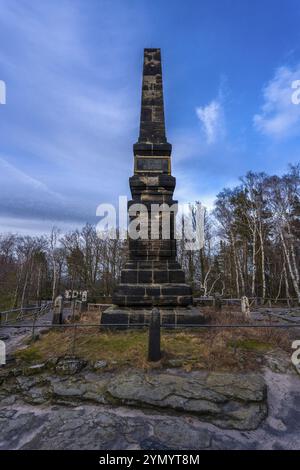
[214,293,222,312]
[148,307,161,362]
[79,301,87,314]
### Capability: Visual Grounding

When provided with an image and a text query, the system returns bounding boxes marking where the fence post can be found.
[32,309,38,341]
[148,307,161,362]
[79,301,87,315]
[72,324,77,357]
[213,293,222,312]
[72,300,76,321]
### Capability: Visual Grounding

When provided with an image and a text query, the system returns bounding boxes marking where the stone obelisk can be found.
[112,48,192,308]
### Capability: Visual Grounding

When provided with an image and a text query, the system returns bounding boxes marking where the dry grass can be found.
[78,311,101,324]
[14,306,291,372]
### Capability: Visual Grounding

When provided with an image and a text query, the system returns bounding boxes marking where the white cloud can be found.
[254,64,300,139]
[196,99,225,144]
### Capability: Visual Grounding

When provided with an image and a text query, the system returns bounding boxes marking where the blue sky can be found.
[0,0,300,234]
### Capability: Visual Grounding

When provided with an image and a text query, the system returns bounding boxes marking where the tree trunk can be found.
[36,266,42,306]
[51,259,57,303]
[230,233,240,298]
[251,227,256,297]
[20,267,29,313]
[283,261,290,300]
[258,222,266,301]
[280,230,300,302]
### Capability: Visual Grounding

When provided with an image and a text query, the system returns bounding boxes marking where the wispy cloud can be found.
[0,156,63,200]
[254,64,300,139]
[0,155,94,228]
[196,98,225,144]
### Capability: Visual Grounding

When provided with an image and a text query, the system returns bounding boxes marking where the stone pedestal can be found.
[100,306,204,328]
[113,260,192,307]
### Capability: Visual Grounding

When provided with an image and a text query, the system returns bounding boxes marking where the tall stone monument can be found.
[112,48,192,308]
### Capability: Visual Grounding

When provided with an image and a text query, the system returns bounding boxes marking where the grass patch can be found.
[21,328,151,367]
[12,307,291,372]
[228,338,273,352]
[14,346,43,363]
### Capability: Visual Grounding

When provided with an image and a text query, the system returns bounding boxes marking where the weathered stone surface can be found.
[15,375,50,404]
[101,306,205,328]
[55,356,87,375]
[265,350,298,374]
[23,363,46,376]
[1,367,266,430]
[0,406,132,450]
[0,368,299,449]
[93,360,108,370]
[106,370,267,430]
[205,372,266,401]
[50,375,109,405]
[0,404,238,450]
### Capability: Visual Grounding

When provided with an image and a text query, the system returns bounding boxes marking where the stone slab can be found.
[100,306,205,328]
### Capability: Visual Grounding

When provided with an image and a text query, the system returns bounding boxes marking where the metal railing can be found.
[87,303,113,312]
[194,296,299,306]
[1,320,300,357]
[0,302,52,325]
[1,313,299,364]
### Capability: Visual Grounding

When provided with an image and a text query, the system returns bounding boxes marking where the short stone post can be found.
[0,340,5,366]
[52,295,64,325]
[80,290,88,314]
[241,296,251,319]
[148,307,161,362]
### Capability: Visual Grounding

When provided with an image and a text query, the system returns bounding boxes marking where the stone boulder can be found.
[107,370,267,430]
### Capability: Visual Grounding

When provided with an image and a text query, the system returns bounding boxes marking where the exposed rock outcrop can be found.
[1,368,267,430]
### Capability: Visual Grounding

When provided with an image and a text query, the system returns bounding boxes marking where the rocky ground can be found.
[0,310,53,355]
[251,306,300,324]
[0,355,299,450]
[1,305,299,450]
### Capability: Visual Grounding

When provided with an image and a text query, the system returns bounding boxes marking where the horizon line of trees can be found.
[0,164,299,310]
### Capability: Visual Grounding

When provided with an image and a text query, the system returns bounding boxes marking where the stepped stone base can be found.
[113,260,193,307]
[100,306,205,328]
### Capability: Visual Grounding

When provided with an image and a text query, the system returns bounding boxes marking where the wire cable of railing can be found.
[1,322,300,329]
